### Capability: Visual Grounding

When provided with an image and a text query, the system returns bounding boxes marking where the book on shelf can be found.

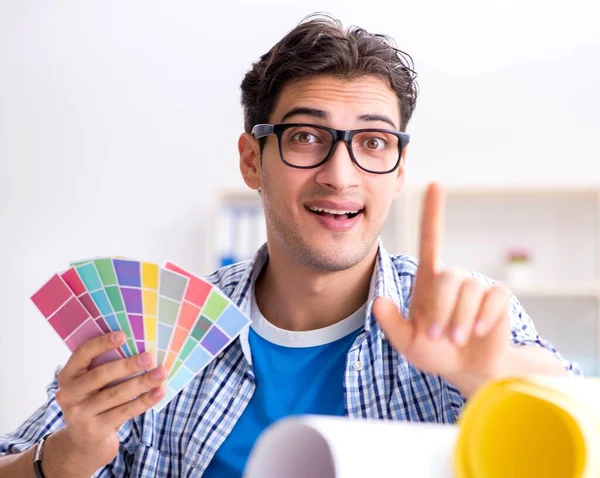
[215,203,266,267]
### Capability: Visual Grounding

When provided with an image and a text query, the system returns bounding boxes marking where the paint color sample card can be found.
[156,268,190,367]
[162,262,213,375]
[138,261,159,364]
[155,264,251,413]
[92,258,139,356]
[112,259,160,363]
[112,259,145,354]
[72,261,133,357]
[141,262,159,365]
[60,267,125,359]
[31,274,121,367]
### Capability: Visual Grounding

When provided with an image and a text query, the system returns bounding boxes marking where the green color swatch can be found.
[203,292,228,321]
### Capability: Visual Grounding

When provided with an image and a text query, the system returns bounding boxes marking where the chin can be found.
[292,238,375,272]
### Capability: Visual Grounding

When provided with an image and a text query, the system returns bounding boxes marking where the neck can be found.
[254,242,378,332]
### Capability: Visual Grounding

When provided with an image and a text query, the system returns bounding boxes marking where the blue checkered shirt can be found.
[0,242,580,476]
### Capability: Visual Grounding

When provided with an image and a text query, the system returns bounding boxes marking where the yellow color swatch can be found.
[143,290,158,316]
[141,266,159,365]
[144,316,157,342]
[142,262,159,289]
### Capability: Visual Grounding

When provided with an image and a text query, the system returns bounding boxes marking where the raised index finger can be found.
[416,182,445,286]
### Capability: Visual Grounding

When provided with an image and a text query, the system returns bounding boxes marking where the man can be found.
[0,14,580,478]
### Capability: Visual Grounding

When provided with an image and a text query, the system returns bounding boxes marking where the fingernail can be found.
[452,326,466,345]
[138,353,152,367]
[151,367,166,380]
[151,387,165,399]
[111,332,125,343]
[429,323,442,339]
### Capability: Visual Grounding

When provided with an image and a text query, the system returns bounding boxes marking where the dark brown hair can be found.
[240,13,418,135]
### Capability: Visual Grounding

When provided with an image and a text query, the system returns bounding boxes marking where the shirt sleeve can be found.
[0,367,66,456]
[0,368,138,477]
[507,293,582,376]
[471,270,583,377]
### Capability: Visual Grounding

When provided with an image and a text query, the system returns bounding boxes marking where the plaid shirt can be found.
[1,242,580,477]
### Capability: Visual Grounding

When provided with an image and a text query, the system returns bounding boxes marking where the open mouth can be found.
[305,205,364,220]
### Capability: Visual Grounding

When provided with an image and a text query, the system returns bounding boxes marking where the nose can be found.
[314,140,361,191]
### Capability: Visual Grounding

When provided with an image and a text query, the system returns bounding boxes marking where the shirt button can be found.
[353,361,362,371]
[217,352,224,359]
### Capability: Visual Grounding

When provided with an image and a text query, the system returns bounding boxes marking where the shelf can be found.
[217,189,262,205]
[405,184,600,197]
[510,282,600,299]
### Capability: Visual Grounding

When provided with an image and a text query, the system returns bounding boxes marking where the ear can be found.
[393,147,408,196]
[239,132,261,191]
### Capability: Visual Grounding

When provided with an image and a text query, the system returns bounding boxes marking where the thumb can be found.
[372,296,414,355]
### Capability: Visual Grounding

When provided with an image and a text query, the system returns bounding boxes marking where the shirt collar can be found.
[230,237,406,334]
[365,237,405,331]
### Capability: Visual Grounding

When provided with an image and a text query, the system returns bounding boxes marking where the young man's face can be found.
[241,74,406,272]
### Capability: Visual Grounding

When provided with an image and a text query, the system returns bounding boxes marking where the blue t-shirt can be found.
[203,295,365,478]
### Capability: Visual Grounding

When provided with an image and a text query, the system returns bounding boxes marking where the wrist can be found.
[41,430,93,478]
[449,349,514,398]
[448,371,491,399]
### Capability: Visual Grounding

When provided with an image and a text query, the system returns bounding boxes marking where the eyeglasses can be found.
[251,123,410,174]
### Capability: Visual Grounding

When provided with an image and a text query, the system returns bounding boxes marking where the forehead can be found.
[270,75,401,127]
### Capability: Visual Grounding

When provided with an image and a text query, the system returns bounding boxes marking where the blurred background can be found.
[1,0,598,431]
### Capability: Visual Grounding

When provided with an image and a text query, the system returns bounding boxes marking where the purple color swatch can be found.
[200,326,229,355]
[122,288,143,314]
[114,259,141,287]
[129,314,144,341]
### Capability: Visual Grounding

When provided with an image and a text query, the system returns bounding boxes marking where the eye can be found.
[363,137,388,150]
[291,132,319,143]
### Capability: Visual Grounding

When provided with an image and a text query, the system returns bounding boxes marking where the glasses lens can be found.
[281,125,334,167]
[351,131,400,173]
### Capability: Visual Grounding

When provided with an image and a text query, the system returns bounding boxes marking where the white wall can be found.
[1,0,599,431]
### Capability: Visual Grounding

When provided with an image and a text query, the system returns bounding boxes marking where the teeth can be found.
[307,206,360,215]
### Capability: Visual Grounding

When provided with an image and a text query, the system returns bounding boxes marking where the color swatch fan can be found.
[30,257,251,412]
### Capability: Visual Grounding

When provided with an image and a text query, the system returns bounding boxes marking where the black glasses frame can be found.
[251,123,410,174]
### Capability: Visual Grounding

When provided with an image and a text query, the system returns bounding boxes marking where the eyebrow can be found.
[357,114,398,130]
[280,107,398,130]
[281,107,327,123]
